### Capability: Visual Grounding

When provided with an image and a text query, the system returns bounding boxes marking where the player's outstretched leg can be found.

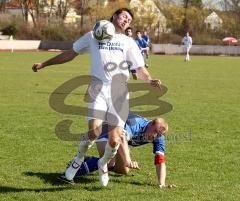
[65,140,95,180]
[64,119,102,181]
[58,156,99,184]
[75,156,99,177]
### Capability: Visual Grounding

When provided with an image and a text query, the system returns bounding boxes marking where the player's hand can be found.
[32,63,44,72]
[150,79,162,90]
[159,184,177,189]
[125,161,140,170]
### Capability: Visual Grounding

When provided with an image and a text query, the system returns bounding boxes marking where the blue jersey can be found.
[142,35,150,44]
[98,113,165,155]
[135,38,148,55]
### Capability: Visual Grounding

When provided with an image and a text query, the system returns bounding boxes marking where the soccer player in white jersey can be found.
[32,8,162,187]
[182,32,192,61]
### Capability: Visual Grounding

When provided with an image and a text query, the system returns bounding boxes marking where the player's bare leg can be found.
[186,48,191,61]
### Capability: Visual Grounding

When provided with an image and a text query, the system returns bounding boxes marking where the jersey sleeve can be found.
[126,39,145,70]
[153,135,165,155]
[73,32,91,54]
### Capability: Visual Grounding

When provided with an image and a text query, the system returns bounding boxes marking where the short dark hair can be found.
[136,30,141,34]
[110,8,134,22]
[125,27,132,34]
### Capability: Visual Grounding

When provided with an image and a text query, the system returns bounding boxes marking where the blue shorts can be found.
[96,124,127,142]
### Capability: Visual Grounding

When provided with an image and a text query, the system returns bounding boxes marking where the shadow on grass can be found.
[0,171,154,194]
[0,185,105,194]
[23,172,98,186]
[0,172,103,194]
[19,171,154,190]
[0,186,71,194]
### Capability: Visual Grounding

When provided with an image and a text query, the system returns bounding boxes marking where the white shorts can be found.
[184,46,191,52]
[87,79,129,128]
[96,129,129,143]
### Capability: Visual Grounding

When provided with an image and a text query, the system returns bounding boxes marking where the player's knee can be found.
[108,138,119,148]
[88,128,102,140]
[88,122,102,140]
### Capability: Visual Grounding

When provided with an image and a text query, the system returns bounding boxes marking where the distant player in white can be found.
[182,32,192,61]
[32,8,162,187]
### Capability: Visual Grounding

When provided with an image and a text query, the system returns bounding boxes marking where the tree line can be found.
[0,0,239,44]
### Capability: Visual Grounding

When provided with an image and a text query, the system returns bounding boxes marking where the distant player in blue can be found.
[125,27,138,80]
[142,31,150,45]
[59,113,176,188]
[135,30,150,67]
[182,32,192,61]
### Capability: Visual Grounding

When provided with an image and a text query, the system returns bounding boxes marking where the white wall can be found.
[152,44,240,56]
[0,40,41,50]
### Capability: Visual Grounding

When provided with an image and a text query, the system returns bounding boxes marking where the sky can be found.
[173,0,224,10]
[202,0,223,10]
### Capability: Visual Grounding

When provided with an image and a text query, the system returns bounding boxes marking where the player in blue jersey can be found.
[125,27,138,80]
[135,30,150,67]
[59,113,176,188]
[142,31,150,45]
[182,32,193,61]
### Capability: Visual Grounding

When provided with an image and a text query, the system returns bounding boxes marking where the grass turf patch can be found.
[0,53,239,200]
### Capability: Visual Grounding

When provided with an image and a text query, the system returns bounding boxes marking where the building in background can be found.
[204,11,223,30]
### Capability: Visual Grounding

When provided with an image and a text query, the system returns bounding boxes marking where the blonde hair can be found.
[153,118,169,134]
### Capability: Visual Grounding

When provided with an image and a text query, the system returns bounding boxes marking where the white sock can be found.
[98,142,119,167]
[76,140,95,164]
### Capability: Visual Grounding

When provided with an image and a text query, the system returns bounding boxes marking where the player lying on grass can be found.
[59,113,176,188]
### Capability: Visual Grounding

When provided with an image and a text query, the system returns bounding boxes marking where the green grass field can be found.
[0,52,240,201]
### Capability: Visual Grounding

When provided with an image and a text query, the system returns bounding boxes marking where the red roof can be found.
[5,0,21,9]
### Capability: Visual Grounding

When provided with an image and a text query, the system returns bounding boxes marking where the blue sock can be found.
[131,69,136,74]
[75,156,99,177]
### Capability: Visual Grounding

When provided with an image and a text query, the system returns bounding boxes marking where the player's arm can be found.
[32,49,78,72]
[155,154,166,187]
[32,32,91,72]
[117,134,139,170]
[154,135,176,189]
[128,39,161,88]
[153,135,167,187]
[136,67,162,89]
[182,37,185,44]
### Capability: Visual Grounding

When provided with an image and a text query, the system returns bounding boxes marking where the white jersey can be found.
[73,32,145,83]
[182,36,192,48]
